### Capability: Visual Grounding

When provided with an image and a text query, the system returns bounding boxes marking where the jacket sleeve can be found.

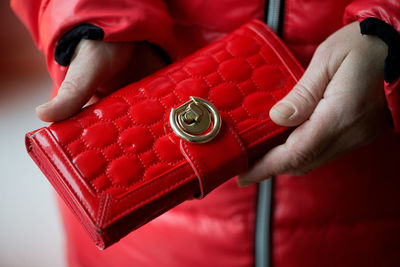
[343,0,400,132]
[10,0,175,86]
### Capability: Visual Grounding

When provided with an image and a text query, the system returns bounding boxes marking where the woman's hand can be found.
[238,21,390,186]
[36,40,165,122]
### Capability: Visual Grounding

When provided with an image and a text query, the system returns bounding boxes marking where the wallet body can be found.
[26,20,303,249]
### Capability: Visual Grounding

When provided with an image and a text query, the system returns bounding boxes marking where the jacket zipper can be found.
[255,1,284,267]
[265,0,283,33]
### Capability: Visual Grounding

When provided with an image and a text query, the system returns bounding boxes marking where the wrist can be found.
[54,24,104,66]
[360,18,400,83]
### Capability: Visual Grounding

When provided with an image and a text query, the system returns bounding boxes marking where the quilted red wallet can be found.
[25,20,303,249]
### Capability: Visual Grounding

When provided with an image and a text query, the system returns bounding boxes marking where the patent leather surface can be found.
[13,0,400,266]
[26,20,303,249]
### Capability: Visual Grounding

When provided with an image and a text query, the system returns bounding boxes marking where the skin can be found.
[36,41,165,121]
[36,22,389,186]
[238,21,389,186]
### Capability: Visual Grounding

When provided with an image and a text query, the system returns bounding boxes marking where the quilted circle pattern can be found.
[119,126,153,153]
[175,78,209,100]
[145,77,175,97]
[49,25,296,199]
[209,82,243,110]
[130,99,165,125]
[185,56,218,76]
[108,156,143,187]
[51,120,82,144]
[243,92,274,116]
[82,123,118,148]
[154,135,181,163]
[252,65,286,91]
[227,35,260,57]
[144,163,171,180]
[73,150,107,181]
[91,175,111,193]
[218,58,252,82]
[93,97,130,120]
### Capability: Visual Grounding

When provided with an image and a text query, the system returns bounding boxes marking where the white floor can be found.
[0,77,65,267]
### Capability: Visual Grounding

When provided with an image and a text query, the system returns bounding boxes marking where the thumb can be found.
[36,40,133,122]
[269,47,336,127]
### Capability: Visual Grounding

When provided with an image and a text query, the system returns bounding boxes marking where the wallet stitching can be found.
[55,92,189,195]
[68,118,116,192]
[97,157,186,200]
[181,126,247,196]
[105,99,147,191]
[182,66,213,89]
[242,121,287,148]
[227,126,248,168]
[102,194,112,228]
[96,193,105,225]
[248,24,302,81]
[105,175,195,225]
[46,25,299,204]
[104,167,196,225]
[29,137,104,243]
[180,54,249,129]
[182,141,204,180]
[44,130,97,199]
[78,142,186,195]
[40,130,97,220]
[29,22,307,242]
[98,194,110,228]
[221,42,263,118]
[43,125,193,226]
[109,160,188,200]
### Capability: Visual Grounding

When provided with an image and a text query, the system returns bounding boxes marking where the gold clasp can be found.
[170,96,221,143]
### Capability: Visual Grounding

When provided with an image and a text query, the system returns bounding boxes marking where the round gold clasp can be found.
[169,96,221,143]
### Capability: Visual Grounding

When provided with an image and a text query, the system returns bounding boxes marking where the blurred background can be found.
[0,2,65,266]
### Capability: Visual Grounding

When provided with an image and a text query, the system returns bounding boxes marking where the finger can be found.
[269,44,346,127]
[237,112,335,186]
[238,51,359,186]
[36,41,134,122]
[36,41,104,121]
[98,43,167,97]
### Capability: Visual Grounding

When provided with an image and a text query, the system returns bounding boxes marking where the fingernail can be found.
[36,102,50,111]
[237,175,252,187]
[271,102,295,119]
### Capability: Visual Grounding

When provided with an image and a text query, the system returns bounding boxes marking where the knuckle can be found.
[59,79,86,97]
[292,82,319,107]
[255,161,271,179]
[60,80,79,92]
[285,143,317,171]
[353,124,380,147]
[290,151,311,170]
[289,168,313,176]
[315,41,332,56]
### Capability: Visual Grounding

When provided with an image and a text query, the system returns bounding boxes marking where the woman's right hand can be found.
[36,39,166,122]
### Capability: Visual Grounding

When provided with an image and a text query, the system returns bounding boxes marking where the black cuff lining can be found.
[148,43,172,65]
[360,17,400,83]
[54,24,104,66]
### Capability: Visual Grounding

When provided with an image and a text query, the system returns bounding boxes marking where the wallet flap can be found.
[180,123,248,198]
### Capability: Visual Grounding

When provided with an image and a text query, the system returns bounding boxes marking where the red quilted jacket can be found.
[12,0,400,266]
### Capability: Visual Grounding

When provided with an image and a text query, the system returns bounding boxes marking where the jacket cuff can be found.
[359,18,400,132]
[53,24,172,68]
[360,18,400,83]
[54,24,104,66]
[384,79,400,132]
[343,1,400,132]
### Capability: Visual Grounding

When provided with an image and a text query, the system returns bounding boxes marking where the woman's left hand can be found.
[238,21,390,186]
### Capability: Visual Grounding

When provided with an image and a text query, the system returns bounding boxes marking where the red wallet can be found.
[25,20,303,249]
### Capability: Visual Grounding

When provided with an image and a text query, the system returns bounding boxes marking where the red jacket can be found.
[12,0,400,266]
